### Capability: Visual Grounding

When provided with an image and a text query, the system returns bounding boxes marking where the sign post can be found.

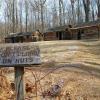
[0,43,41,100]
[15,67,25,100]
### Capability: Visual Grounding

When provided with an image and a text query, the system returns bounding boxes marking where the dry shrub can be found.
[0,69,13,100]
[0,75,10,89]
[0,68,10,89]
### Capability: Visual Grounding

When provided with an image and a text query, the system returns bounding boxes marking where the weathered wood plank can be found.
[0,42,41,67]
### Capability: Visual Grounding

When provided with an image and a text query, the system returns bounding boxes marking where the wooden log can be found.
[15,67,25,100]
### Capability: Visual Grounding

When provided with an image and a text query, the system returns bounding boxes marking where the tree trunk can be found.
[59,0,62,26]
[41,5,44,33]
[12,0,15,33]
[83,0,90,22]
[97,0,100,19]
[25,1,28,32]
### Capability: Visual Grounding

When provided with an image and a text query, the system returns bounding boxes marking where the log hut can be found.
[44,25,73,41]
[71,20,100,40]
[5,20,100,42]
[44,20,100,41]
[5,32,33,43]
[5,31,43,43]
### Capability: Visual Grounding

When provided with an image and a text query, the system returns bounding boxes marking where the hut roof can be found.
[6,32,33,38]
[46,20,100,32]
[47,25,69,32]
[74,20,100,28]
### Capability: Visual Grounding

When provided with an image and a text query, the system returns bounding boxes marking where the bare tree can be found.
[70,0,76,24]
[40,0,46,33]
[77,0,81,23]
[29,0,47,32]
[83,0,90,22]
[52,0,59,27]
[12,0,15,33]
[96,0,100,20]
[90,0,95,21]
[4,0,15,33]
[25,0,29,32]
[59,0,65,26]
[19,0,23,32]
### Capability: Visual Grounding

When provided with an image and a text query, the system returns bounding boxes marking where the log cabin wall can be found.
[5,32,36,43]
[43,31,76,41]
[71,24,100,40]
[43,31,78,41]
[44,32,58,41]
[23,35,33,42]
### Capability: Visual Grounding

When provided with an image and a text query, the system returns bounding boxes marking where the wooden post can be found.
[15,67,25,100]
[98,25,100,40]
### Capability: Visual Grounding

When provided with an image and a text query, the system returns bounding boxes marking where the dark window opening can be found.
[77,30,81,40]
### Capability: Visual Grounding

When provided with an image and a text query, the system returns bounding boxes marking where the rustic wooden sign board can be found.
[0,42,41,100]
[0,43,41,66]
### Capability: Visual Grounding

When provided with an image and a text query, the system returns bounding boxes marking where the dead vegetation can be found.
[0,68,14,100]
[0,40,100,100]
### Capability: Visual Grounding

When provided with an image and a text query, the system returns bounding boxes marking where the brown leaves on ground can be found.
[0,69,14,100]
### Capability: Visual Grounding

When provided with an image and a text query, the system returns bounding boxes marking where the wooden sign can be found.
[0,43,41,66]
